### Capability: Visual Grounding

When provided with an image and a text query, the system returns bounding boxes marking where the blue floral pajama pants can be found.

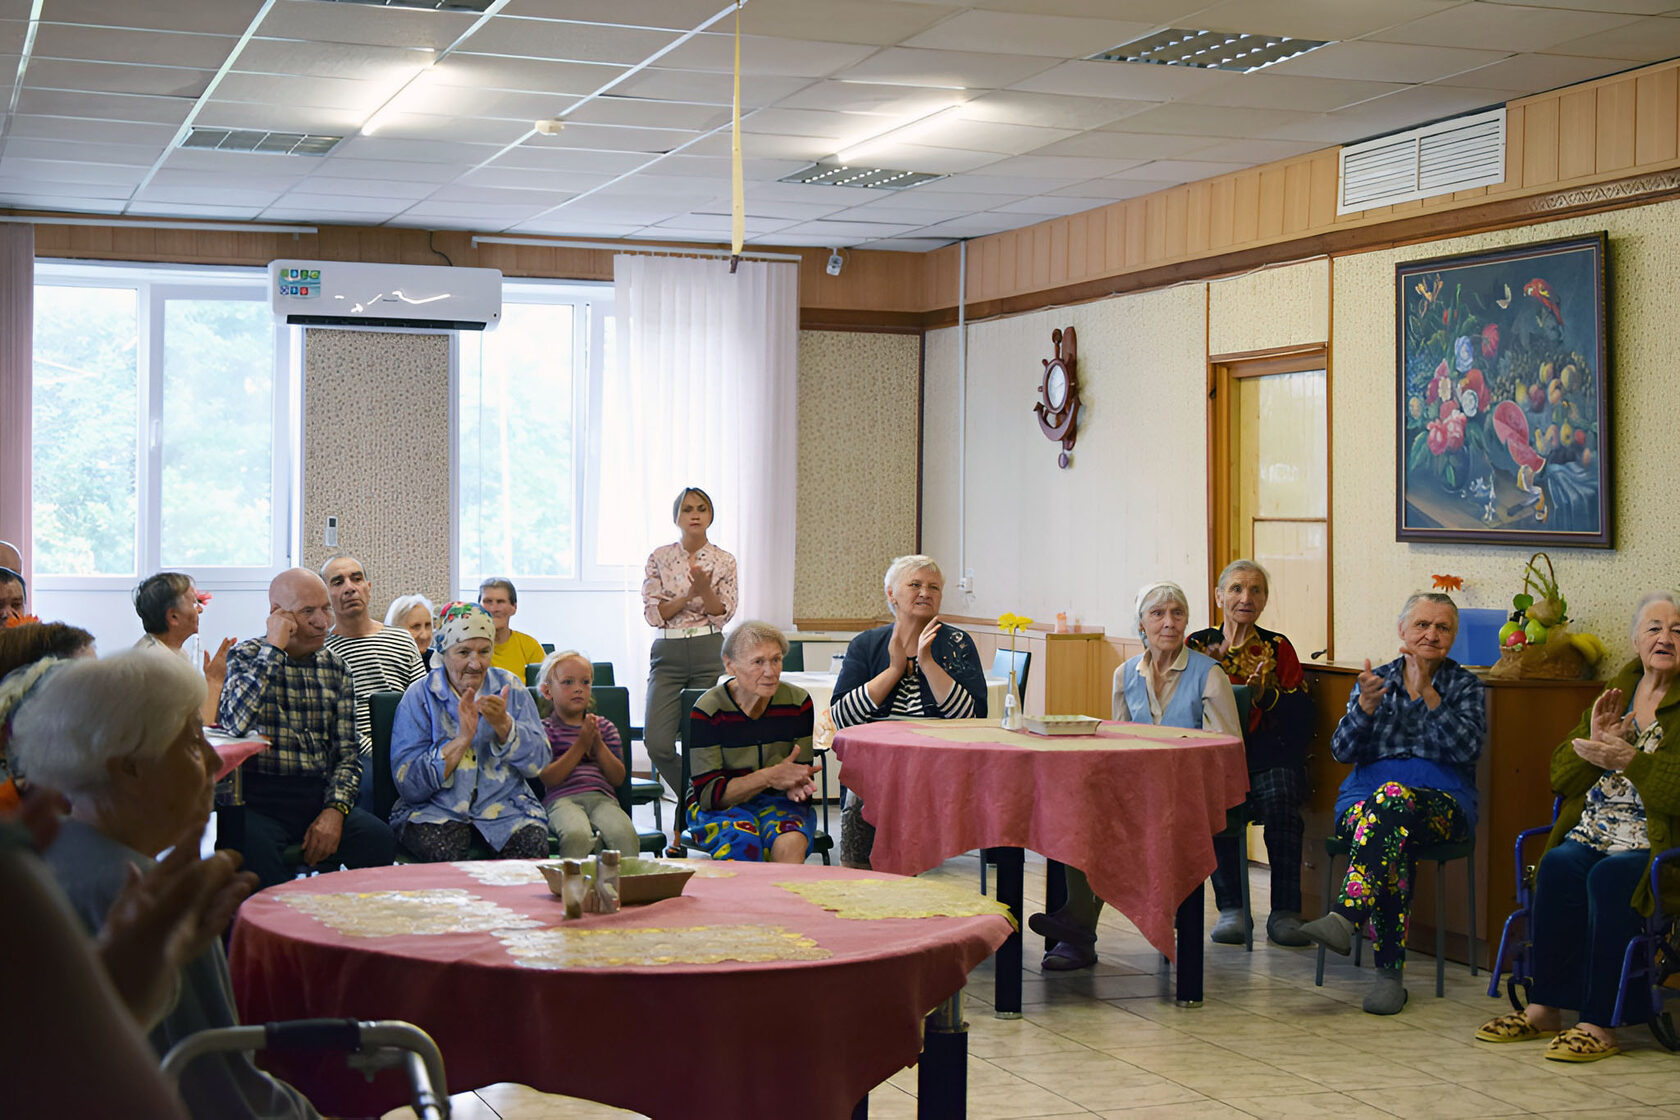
[690,792,814,862]
[1333,782,1469,970]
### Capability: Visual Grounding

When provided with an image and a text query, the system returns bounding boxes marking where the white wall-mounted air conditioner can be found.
[268,259,502,331]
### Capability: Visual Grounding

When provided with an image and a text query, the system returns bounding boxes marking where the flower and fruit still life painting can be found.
[1396,232,1611,548]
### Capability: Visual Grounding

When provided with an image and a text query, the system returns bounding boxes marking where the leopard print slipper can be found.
[1544,1026,1620,1062]
[1475,1011,1555,1043]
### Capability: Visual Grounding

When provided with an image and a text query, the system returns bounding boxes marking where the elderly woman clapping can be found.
[6,650,318,1119]
[1028,581,1241,970]
[685,621,819,863]
[389,601,549,861]
[1477,590,1680,1061]
[831,554,988,868]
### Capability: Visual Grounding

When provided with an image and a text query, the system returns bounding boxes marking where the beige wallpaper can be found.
[301,328,452,615]
[1208,257,1330,356]
[793,330,920,620]
[1333,204,1680,669]
[921,286,1211,631]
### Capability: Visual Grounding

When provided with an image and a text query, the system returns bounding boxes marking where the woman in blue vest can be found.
[1028,580,1241,970]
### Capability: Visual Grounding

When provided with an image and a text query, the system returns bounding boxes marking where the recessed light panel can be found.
[778,163,945,190]
[182,128,344,156]
[1091,29,1330,73]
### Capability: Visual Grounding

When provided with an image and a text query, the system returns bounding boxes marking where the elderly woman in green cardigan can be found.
[1476,590,1680,1062]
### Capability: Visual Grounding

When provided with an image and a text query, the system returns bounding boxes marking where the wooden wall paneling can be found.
[1124,201,1146,269]
[1233,169,1261,244]
[1307,151,1337,229]
[1186,181,1211,255]
[1209,176,1235,249]
[1145,194,1168,263]
[1257,166,1286,241]
[1104,202,1124,273]
[1503,103,1526,193]
[1523,96,1560,186]
[1282,160,1311,234]
[1164,188,1189,259]
[1634,67,1679,167]
[1557,88,1598,181]
[1048,220,1068,287]
[1067,213,1087,282]
[1596,76,1637,173]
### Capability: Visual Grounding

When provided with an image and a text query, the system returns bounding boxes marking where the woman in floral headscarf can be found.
[389,601,549,861]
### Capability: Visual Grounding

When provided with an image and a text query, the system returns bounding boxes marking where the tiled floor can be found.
[386,849,1676,1120]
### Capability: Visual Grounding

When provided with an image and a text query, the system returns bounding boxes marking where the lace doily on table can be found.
[777,877,1017,925]
[495,923,829,969]
[454,860,548,886]
[281,889,542,937]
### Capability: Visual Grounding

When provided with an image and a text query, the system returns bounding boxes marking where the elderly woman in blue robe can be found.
[390,601,549,861]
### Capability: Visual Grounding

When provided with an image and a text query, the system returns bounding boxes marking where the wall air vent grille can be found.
[1091,29,1330,73]
[1338,108,1506,214]
[182,128,343,156]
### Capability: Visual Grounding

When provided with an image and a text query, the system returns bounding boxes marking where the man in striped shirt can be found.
[321,557,425,803]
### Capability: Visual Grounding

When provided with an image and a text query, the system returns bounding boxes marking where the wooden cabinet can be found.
[954,618,1110,717]
[1300,664,1602,967]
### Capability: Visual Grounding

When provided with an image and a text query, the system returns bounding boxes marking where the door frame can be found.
[1206,342,1334,661]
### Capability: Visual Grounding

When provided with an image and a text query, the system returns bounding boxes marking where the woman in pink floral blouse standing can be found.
[642,487,738,828]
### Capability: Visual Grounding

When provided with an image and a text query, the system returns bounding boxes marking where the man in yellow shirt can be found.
[478,577,546,676]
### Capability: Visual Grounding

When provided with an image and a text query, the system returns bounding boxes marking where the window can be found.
[457,281,620,586]
[31,263,293,586]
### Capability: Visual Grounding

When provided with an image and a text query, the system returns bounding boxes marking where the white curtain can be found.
[0,223,32,578]
[601,254,799,674]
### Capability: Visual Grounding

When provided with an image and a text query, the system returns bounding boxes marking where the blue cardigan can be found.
[831,622,988,726]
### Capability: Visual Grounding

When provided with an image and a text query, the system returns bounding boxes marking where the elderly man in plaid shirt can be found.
[219,568,396,888]
[1298,592,1487,1016]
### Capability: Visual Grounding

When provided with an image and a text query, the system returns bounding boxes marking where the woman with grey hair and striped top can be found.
[1029,580,1241,970]
[831,555,988,868]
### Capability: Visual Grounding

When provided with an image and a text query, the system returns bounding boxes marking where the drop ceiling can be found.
[1,0,1676,251]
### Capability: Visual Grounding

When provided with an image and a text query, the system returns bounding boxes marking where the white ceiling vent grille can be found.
[182,128,343,156]
[1338,108,1506,214]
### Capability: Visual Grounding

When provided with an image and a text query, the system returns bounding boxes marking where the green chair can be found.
[525,662,544,688]
[782,643,804,672]
[591,685,671,857]
[592,661,616,686]
[675,686,833,864]
[1214,684,1256,950]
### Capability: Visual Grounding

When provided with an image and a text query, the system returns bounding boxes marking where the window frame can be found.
[454,278,630,593]
[31,260,297,594]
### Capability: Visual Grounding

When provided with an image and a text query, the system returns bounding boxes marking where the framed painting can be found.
[1396,231,1611,548]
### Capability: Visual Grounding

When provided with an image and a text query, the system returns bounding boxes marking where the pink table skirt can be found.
[229,860,1009,1119]
[831,719,1249,957]
[207,733,268,781]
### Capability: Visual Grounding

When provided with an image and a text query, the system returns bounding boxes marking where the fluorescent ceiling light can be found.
[1092,28,1331,73]
[777,164,945,190]
[837,103,965,163]
[361,55,438,137]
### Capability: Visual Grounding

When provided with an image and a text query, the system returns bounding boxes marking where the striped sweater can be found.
[687,681,814,811]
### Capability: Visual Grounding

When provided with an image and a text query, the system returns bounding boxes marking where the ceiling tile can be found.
[852,237,958,251]
[1537,15,1680,59]
[260,207,407,223]
[24,58,215,98]
[1369,3,1641,52]
[777,218,926,238]
[454,19,678,64]
[901,10,1159,56]
[1264,40,1511,82]
[1115,102,1323,137]
[834,46,1063,89]
[15,88,192,125]
[828,202,975,223]
[236,39,437,81]
[2,137,163,166]
[271,190,433,213]
[1182,137,1324,161]
[1041,129,1219,159]
[1103,159,1254,182]
[966,0,1213,17]
[398,86,572,121]
[1448,52,1637,89]
[429,55,625,96]
[274,175,441,201]
[737,199,852,221]
[835,143,1005,173]
[914,119,1078,155]
[128,201,268,219]
[910,212,1037,237]
[1267,83,1519,143]
[396,200,555,223]
[214,70,392,113]
[1483,0,1678,11]
[495,0,725,30]
[507,219,646,236]
[679,132,835,160]
[633,153,814,180]
[32,24,237,69]
[49,0,264,36]
[355,113,535,145]
[648,213,798,235]
[960,89,1158,129]
[740,0,959,45]
[135,184,287,207]
[0,179,136,201]
[779,80,962,116]
[1049,177,1178,198]
[913,172,1083,194]
[654,33,878,78]
[1175,74,1409,113]
[525,121,709,154]
[195,100,363,133]
[845,188,1026,210]
[488,145,654,174]
[604,68,811,108]
[972,152,1154,178]
[457,166,618,194]
[256,1,479,51]
[1192,0,1466,40]
[329,136,504,166]
[562,97,732,131]
[6,116,181,146]
[989,194,1110,215]
[1011,59,1242,100]
[740,107,873,140]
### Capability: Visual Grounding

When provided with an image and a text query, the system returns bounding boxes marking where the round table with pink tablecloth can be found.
[831,718,1248,1011]
[228,858,1012,1119]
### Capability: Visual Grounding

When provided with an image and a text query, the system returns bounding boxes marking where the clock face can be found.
[1046,363,1068,411]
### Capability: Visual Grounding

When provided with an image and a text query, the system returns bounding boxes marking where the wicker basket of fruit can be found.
[1488,552,1604,680]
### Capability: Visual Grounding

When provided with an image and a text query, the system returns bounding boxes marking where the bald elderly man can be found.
[219,568,396,887]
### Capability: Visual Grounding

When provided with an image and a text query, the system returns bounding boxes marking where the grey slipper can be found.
[1363,968,1408,1015]
[1298,912,1355,956]
[1041,940,1097,971]
[1210,908,1251,945]
[1028,909,1097,946]
[1266,911,1312,948]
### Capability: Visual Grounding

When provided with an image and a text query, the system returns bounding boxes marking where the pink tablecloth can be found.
[207,733,268,781]
[229,860,1009,1119]
[831,718,1248,957]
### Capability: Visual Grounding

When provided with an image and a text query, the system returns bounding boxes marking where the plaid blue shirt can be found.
[218,640,360,808]
[1330,656,1486,821]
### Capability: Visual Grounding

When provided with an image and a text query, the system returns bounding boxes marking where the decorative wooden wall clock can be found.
[1034,326,1080,468]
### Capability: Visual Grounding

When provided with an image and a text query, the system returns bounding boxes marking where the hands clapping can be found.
[1573,687,1636,771]
[765,753,819,803]
[1355,658,1388,715]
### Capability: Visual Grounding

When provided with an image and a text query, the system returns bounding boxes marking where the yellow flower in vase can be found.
[996,613,1033,728]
